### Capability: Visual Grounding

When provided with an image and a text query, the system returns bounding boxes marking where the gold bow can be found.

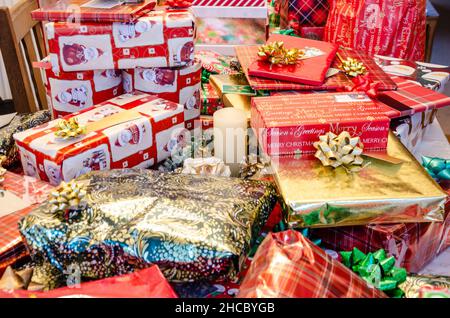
[313,131,367,172]
[340,57,366,77]
[49,180,87,214]
[54,118,86,139]
[258,41,305,65]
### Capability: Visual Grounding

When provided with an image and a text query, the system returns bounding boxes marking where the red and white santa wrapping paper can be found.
[13,92,189,185]
[122,61,201,130]
[251,92,392,156]
[45,9,195,72]
[42,57,123,118]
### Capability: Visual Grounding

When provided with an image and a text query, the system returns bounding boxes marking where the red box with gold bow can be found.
[45,9,195,72]
[13,92,191,185]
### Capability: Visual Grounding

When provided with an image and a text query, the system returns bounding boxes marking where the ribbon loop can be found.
[258,41,305,65]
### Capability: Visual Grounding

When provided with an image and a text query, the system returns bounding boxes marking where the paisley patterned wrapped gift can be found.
[0,111,51,168]
[19,169,278,288]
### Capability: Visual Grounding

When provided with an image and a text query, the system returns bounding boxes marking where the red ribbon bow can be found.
[340,73,381,99]
[165,0,192,8]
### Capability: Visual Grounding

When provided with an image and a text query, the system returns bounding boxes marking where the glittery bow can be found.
[165,0,192,8]
[239,154,271,179]
[258,41,305,65]
[339,56,367,77]
[422,156,450,181]
[341,74,381,99]
[49,181,87,218]
[313,131,366,172]
[340,248,407,298]
[0,157,6,184]
[54,118,86,139]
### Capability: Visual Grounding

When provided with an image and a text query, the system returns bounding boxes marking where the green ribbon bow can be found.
[422,156,450,181]
[272,29,300,37]
[340,247,407,298]
[201,69,212,84]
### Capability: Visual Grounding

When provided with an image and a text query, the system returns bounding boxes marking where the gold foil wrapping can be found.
[272,132,447,228]
[400,275,450,298]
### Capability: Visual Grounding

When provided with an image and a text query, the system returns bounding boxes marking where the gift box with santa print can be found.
[251,92,398,156]
[122,61,201,129]
[45,9,195,72]
[13,92,191,185]
[39,56,123,118]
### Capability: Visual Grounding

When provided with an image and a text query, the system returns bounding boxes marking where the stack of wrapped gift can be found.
[32,0,200,131]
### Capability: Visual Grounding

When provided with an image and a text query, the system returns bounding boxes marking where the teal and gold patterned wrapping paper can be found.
[19,169,278,289]
[272,132,447,228]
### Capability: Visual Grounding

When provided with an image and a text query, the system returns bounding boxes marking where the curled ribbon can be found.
[422,156,450,181]
[258,41,305,65]
[340,247,407,297]
[341,74,381,99]
[340,57,367,77]
[49,181,87,218]
[313,131,366,173]
[55,118,86,139]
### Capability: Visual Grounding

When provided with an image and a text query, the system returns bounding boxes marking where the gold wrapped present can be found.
[272,132,447,228]
[209,74,256,98]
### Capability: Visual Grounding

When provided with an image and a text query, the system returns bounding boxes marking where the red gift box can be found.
[251,92,392,156]
[377,77,450,117]
[312,208,450,273]
[122,61,201,129]
[238,230,387,298]
[13,92,189,185]
[236,45,396,91]
[46,9,195,72]
[31,0,157,23]
[0,266,178,298]
[0,172,54,277]
[324,0,426,61]
[201,83,223,116]
[248,34,338,86]
[39,58,123,119]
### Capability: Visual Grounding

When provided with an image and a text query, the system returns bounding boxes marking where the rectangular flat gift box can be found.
[46,9,195,72]
[271,132,448,228]
[13,92,190,185]
[251,92,395,156]
[31,0,157,22]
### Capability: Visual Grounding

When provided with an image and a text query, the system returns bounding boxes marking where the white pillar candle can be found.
[213,108,247,166]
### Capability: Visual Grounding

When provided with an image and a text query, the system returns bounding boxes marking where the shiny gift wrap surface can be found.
[400,275,450,298]
[19,169,277,287]
[272,132,447,228]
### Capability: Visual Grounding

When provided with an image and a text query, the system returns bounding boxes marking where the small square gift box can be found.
[251,92,397,156]
[45,9,195,72]
[191,0,268,56]
[18,169,278,287]
[122,60,202,129]
[37,57,123,119]
[271,131,448,228]
[13,92,190,185]
[31,0,157,23]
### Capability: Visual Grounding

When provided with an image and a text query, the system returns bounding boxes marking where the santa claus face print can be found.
[105,118,153,162]
[122,71,134,93]
[59,34,114,71]
[84,105,123,123]
[155,124,187,162]
[49,78,94,113]
[93,70,122,92]
[168,38,194,66]
[62,145,110,182]
[18,146,39,179]
[134,68,178,93]
[180,85,201,121]
[113,16,164,48]
[44,160,62,185]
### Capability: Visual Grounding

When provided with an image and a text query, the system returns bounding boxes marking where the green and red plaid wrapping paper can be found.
[378,77,450,117]
[201,83,223,115]
[236,45,397,91]
[238,230,387,298]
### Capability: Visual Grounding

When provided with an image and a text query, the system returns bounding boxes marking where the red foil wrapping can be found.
[324,0,426,61]
[0,266,177,298]
[238,230,387,298]
[45,9,195,72]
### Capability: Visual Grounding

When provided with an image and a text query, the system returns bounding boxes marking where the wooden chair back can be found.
[0,0,47,113]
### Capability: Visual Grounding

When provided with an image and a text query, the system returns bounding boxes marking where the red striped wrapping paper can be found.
[192,0,265,6]
[31,0,156,23]
[45,9,195,72]
[13,92,190,185]
[238,230,387,298]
